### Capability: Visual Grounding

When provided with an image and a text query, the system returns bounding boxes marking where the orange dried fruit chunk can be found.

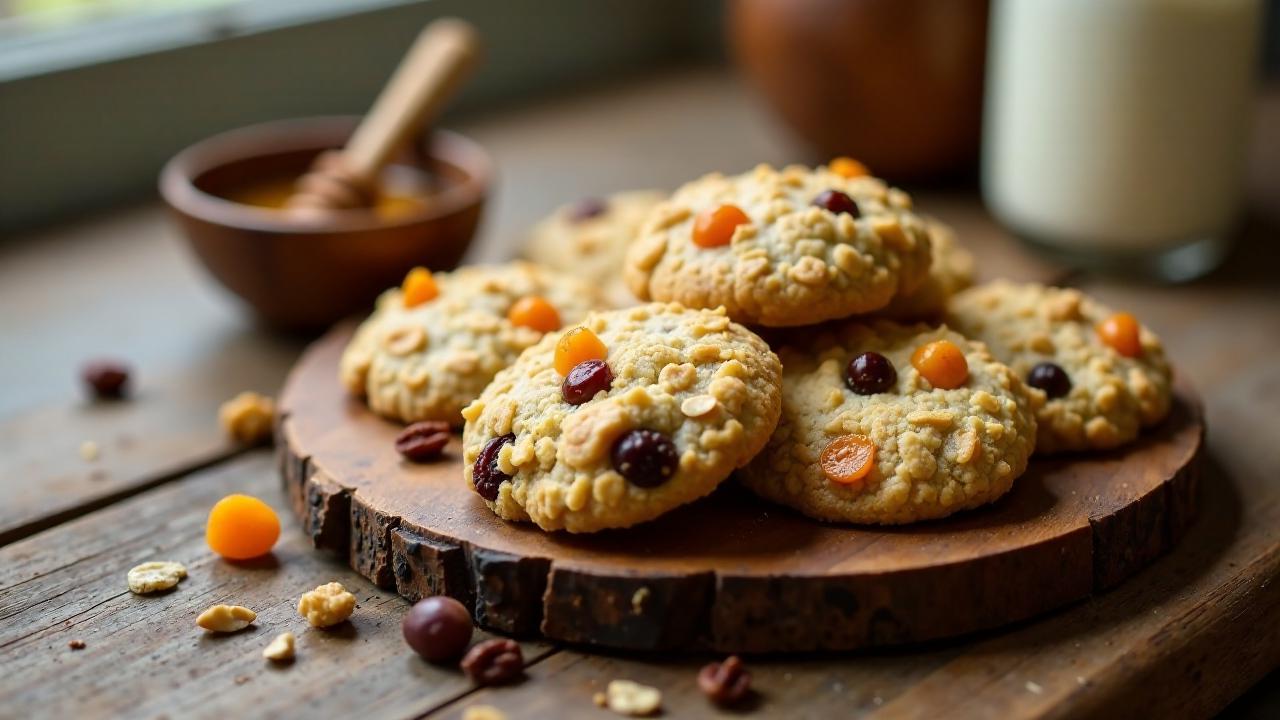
[206,494,280,560]
[911,339,969,389]
[507,296,562,333]
[401,267,439,308]
[829,157,869,179]
[554,327,607,376]
[692,204,750,248]
[821,434,876,485]
[1096,312,1142,357]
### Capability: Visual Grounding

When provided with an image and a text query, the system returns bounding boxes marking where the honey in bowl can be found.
[222,164,435,221]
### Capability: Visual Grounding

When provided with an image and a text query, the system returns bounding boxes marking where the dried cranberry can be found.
[562,359,613,405]
[845,352,896,395]
[567,197,607,222]
[1027,362,1072,399]
[472,434,515,501]
[394,421,451,462]
[812,189,860,218]
[402,596,473,662]
[81,360,130,399]
[610,429,678,488]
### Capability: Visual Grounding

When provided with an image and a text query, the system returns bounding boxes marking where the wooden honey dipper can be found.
[286,18,480,215]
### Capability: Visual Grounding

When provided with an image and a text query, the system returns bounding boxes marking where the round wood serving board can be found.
[278,324,1203,653]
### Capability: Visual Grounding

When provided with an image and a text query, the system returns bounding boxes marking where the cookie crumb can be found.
[68,639,86,650]
[462,706,508,720]
[602,680,662,716]
[1026,681,1043,695]
[79,440,100,462]
[262,632,296,662]
[297,582,356,627]
[219,392,275,445]
[234,675,251,686]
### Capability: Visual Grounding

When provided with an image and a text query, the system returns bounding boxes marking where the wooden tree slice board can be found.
[278,325,1204,653]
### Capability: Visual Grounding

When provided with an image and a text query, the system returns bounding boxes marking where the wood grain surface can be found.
[278,323,1204,653]
[0,70,1276,719]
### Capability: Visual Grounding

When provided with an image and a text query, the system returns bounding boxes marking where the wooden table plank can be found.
[0,451,552,719]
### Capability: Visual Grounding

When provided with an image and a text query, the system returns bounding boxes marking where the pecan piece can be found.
[394,421,451,462]
[460,638,523,686]
[698,655,752,706]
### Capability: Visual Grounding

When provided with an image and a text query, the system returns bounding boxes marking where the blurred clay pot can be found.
[729,0,989,181]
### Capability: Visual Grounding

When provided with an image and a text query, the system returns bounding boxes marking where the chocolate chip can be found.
[402,596,473,662]
[394,421,451,462]
[1027,362,1072,399]
[460,638,524,686]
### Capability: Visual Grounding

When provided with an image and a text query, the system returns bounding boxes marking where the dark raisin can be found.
[1027,362,1072,399]
[845,351,897,395]
[562,359,613,405]
[567,197,607,222]
[812,189,860,218]
[610,429,678,488]
[81,360,130,399]
[472,433,515,501]
[394,421,451,462]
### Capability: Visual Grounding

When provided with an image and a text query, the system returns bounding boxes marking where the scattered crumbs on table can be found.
[462,706,508,720]
[1026,681,1044,694]
[68,639,86,650]
[79,440,100,462]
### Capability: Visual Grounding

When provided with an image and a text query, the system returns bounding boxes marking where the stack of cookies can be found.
[339,161,1174,533]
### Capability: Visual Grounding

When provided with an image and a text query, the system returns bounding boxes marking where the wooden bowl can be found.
[160,116,490,330]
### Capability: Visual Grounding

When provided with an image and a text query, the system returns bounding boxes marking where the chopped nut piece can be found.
[603,680,662,717]
[127,561,187,594]
[394,421,451,462]
[79,440,99,461]
[680,395,719,418]
[297,582,356,628]
[462,706,508,720]
[698,655,752,706]
[219,392,275,445]
[262,632,296,662]
[81,359,131,399]
[197,604,256,633]
[68,639,86,650]
[461,639,524,686]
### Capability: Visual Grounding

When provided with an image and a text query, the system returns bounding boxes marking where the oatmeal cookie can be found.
[461,303,782,533]
[340,262,600,426]
[740,321,1039,524]
[624,164,932,327]
[524,191,665,308]
[876,219,975,320]
[946,281,1173,453]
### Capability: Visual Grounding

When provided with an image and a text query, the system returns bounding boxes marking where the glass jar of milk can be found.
[983,0,1262,281]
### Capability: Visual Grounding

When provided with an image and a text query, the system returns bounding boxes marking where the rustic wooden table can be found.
[1,69,1277,719]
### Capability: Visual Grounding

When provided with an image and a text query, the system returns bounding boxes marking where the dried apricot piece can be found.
[402,267,439,308]
[911,340,969,389]
[554,327,607,376]
[829,156,869,179]
[1096,312,1142,357]
[692,205,750,248]
[507,296,562,333]
[206,494,280,560]
[820,434,876,485]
